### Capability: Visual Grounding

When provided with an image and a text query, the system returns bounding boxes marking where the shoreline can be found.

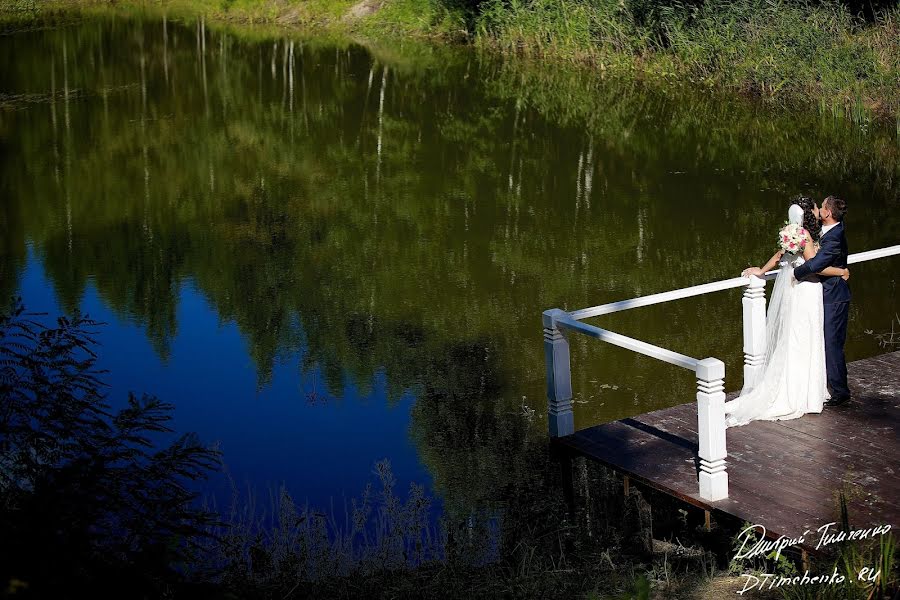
[2,0,898,124]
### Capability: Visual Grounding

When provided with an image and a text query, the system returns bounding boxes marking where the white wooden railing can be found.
[543,244,900,502]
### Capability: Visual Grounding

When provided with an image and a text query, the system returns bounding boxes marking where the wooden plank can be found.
[560,421,827,545]
[557,351,900,556]
[561,425,846,554]
[654,397,897,491]
[630,410,894,524]
[637,402,900,472]
[640,403,900,520]
[774,401,900,458]
[701,481,822,544]
[560,421,700,497]
[641,401,697,424]
[719,360,899,506]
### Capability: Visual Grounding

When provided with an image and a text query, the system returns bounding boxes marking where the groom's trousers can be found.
[824,301,850,398]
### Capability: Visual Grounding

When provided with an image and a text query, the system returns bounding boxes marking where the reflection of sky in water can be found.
[19,246,436,514]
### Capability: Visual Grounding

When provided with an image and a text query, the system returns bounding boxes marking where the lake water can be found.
[1,12,898,524]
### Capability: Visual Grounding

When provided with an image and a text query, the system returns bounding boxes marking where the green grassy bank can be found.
[3,0,899,121]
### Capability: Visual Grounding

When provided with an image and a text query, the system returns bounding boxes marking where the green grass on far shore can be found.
[2,0,899,121]
[477,0,900,121]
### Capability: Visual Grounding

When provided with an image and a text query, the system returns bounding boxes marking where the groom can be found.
[793,196,851,405]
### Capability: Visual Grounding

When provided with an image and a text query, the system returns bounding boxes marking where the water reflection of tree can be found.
[1,16,898,523]
[2,17,896,384]
[0,191,25,306]
[409,335,541,520]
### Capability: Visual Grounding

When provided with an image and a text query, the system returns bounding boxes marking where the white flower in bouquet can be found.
[778,223,809,255]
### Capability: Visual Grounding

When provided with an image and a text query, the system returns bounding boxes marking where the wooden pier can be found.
[553,351,899,554]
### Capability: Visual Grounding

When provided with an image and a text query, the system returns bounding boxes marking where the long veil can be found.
[725,253,798,427]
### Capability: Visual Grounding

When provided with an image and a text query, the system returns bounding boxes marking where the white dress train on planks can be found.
[724,252,830,427]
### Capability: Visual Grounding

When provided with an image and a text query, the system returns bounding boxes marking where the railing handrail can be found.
[848,246,900,264]
[544,242,900,503]
[569,277,749,321]
[569,244,900,321]
[555,315,700,372]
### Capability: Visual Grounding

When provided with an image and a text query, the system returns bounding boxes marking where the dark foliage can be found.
[0,299,221,598]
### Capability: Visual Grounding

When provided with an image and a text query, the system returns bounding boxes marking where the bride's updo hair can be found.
[792,196,822,242]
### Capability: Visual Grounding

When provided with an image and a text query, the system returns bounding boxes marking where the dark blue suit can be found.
[793,222,851,398]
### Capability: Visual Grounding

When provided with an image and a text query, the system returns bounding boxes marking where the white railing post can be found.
[741,276,767,392]
[543,309,574,438]
[696,358,728,501]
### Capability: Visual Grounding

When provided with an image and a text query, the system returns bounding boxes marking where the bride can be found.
[725,198,850,427]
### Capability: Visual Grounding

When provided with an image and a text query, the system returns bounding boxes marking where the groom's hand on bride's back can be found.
[794,235,840,280]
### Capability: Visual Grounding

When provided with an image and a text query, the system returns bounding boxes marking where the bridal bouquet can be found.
[778,223,809,254]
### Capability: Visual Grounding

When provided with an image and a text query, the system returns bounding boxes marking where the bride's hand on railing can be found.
[742,267,764,278]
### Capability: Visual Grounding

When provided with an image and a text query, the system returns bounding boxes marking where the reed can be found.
[475,0,900,121]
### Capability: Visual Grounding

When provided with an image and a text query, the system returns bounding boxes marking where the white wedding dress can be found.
[724,250,830,428]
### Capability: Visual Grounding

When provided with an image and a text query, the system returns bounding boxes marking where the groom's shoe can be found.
[824,395,851,407]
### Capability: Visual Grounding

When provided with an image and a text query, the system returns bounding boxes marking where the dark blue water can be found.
[17,245,436,514]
